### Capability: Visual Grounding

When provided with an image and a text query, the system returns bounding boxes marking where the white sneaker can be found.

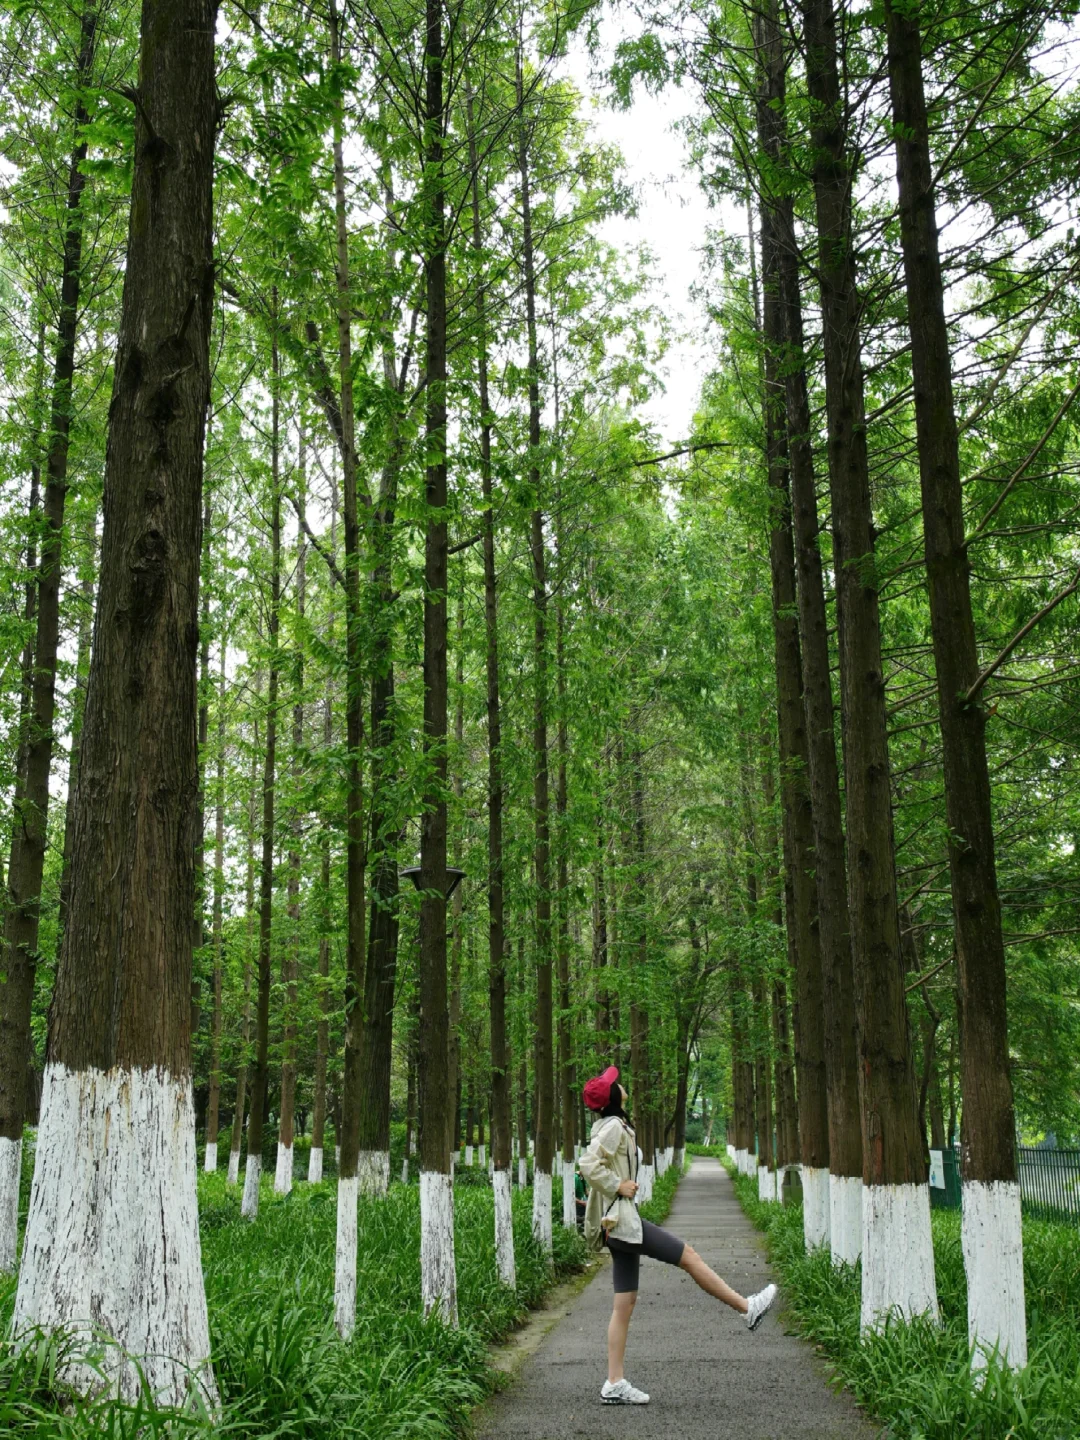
[746,1282,777,1331]
[601,1378,650,1405]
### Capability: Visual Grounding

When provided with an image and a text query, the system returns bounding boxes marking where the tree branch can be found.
[965,563,1080,705]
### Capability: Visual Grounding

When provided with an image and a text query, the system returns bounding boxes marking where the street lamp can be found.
[399,865,466,900]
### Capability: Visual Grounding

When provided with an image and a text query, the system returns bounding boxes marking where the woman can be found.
[578,1065,777,1406]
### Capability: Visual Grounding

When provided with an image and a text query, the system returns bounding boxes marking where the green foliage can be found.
[727,1166,1080,1438]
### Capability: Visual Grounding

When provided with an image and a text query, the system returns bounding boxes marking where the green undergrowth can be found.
[727,1164,1080,1439]
[0,1167,591,1439]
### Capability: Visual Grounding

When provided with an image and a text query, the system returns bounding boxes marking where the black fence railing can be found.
[928,1144,1080,1227]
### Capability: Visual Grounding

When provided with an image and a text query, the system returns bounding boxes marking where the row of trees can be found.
[1,0,1078,1409]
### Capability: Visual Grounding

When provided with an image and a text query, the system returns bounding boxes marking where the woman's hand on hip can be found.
[617,1179,639,1199]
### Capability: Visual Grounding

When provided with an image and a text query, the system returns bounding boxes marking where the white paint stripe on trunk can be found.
[401,1156,409,1184]
[801,1165,830,1251]
[334,1174,358,1340]
[274,1142,293,1194]
[240,1154,262,1218]
[465,1145,474,1166]
[532,1168,553,1254]
[518,1156,527,1188]
[420,1170,457,1322]
[493,1168,516,1288]
[674,1146,685,1170]
[727,1143,736,1160]
[478,1144,486,1167]
[307,1147,324,1185]
[962,1179,1027,1372]
[203,1141,217,1174]
[0,1134,23,1274]
[357,1149,389,1197]
[758,1165,777,1203]
[861,1181,938,1333]
[13,1063,216,1409]
[226,1147,241,1186]
[561,1158,576,1227]
[638,1163,655,1206]
[829,1173,862,1265]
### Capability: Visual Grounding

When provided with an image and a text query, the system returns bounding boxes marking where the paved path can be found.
[474,1158,879,1439]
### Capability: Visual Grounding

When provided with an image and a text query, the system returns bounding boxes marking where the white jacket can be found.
[578,1115,642,1245]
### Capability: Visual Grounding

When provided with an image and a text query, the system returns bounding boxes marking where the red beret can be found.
[583,1065,620,1112]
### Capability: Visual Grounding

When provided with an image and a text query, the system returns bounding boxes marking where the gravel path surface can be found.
[473,1157,880,1439]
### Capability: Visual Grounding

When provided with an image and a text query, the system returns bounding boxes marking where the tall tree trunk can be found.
[228,730,259,1186]
[447,574,464,1168]
[593,818,609,1054]
[308,475,337,1185]
[518,52,554,1260]
[276,460,306,1195]
[755,0,859,1254]
[0,2,98,1274]
[468,88,515,1284]
[205,639,227,1172]
[12,0,217,1403]
[326,0,368,1339]
[242,323,282,1223]
[555,536,576,1227]
[417,0,455,1321]
[57,513,97,955]
[802,0,937,1326]
[516,939,529,1187]
[883,0,1024,1365]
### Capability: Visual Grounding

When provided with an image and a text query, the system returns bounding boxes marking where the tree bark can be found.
[417,0,456,1322]
[518,50,554,1258]
[13,1,217,1404]
[228,724,259,1185]
[0,2,98,1275]
[205,639,226,1172]
[802,0,937,1325]
[276,459,306,1196]
[883,0,1024,1365]
[242,323,282,1223]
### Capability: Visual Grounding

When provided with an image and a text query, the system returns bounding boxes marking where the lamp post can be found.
[399,865,465,900]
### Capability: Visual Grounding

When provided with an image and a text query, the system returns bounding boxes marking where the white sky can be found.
[563,33,713,449]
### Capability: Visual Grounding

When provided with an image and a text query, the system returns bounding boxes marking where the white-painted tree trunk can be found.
[401,1156,409,1184]
[493,1168,516,1289]
[561,1158,576,1227]
[758,1165,777,1202]
[518,1155,527,1188]
[829,1173,862,1265]
[638,1163,654,1206]
[334,1175,358,1340]
[240,1154,262,1219]
[420,1170,457,1322]
[274,1142,293,1195]
[308,1147,324,1184]
[203,1141,217,1174]
[532,1167,553,1255]
[801,1165,831,1251]
[0,1134,22,1274]
[478,1144,486,1167]
[962,1179,1027,1372]
[357,1149,389,1198]
[674,1146,685,1170]
[861,1182,938,1333]
[226,1146,241,1186]
[465,1144,474,1167]
[13,1064,216,1409]
[335,1145,340,1167]
[727,1143,736,1160]
[655,1149,666,1178]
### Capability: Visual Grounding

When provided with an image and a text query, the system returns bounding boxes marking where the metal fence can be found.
[928,1144,1080,1226]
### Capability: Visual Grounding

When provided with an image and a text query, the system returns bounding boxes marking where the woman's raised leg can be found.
[678,1244,748,1313]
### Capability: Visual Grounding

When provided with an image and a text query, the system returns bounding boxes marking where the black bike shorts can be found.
[605,1218,686,1293]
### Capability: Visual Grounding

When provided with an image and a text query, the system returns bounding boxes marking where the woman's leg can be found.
[607,1291,637,1382]
[678,1244,749,1313]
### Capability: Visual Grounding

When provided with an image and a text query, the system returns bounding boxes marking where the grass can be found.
[727,1163,1080,1439]
[0,1160,592,1439]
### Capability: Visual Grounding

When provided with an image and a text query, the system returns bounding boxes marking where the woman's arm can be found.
[577,1120,625,1200]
